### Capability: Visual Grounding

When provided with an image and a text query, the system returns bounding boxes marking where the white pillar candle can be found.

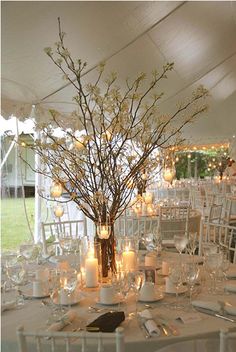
[145,253,157,267]
[85,252,99,288]
[162,261,169,276]
[122,249,136,272]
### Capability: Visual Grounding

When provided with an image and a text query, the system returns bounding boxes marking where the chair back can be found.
[203,222,236,263]
[17,326,125,352]
[115,215,158,237]
[220,328,236,352]
[41,218,88,255]
[158,206,190,245]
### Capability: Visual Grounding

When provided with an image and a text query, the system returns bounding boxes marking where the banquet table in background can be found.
[2,252,236,352]
[115,211,201,238]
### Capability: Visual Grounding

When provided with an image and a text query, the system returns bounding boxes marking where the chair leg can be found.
[220,328,228,352]
[198,219,204,256]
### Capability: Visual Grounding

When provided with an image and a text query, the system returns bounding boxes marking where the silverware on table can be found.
[137,319,151,339]
[194,307,236,322]
[157,323,169,336]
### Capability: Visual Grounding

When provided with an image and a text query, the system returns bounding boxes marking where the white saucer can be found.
[159,285,188,295]
[138,292,164,303]
[96,297,124,306]
[22,289,50,299]
[53,294,83,306]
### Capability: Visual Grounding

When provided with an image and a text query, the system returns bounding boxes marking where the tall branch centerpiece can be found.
[25,19,208,277]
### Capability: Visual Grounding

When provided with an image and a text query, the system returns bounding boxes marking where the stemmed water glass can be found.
[187,232,198,257]
[218,247,231,293]
[6,261,27,291]
[174,234,188,262]
[204,252,223,294]
[168,264,185,309]
[184,263,200,308]
[19,244,41,264]
[46,269,67,323]
[128,270,145,315]
[60,269,78,299]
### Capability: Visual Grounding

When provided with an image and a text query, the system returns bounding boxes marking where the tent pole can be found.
[34,131,42,244]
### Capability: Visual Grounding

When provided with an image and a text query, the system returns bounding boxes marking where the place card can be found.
[176,313,202,324]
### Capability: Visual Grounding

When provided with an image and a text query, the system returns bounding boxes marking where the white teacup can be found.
[99,284,115,304]
[139,282,155,301]
[35,268,49,281]
[32,280,49,297]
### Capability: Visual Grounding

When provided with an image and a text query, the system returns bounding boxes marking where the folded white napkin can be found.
[139,309,153,320]
[47,310,77,332]
[225,283,236,293]
[144,320,161,336]
[191,300,221,313]
[226,270,236,279]
[1,300,16,313]
[224,305,236,316]
[139,309,161,336]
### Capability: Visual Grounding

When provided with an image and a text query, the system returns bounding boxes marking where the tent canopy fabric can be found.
[1,1,236,144]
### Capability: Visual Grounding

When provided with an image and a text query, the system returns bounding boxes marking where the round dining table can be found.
[1,251,236,352]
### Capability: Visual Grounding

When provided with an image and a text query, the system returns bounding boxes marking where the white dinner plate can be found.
[22,289,50,299]
[96,297,124,306]
[159,285,188,295]
[138,292,164,303]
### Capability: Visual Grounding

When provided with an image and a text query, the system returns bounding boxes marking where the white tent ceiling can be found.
[1,1,236,145]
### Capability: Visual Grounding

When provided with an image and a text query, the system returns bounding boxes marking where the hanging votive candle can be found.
[74,135,87,150]
[97,224,111,239]
[143,192,153,204]
[50,182,63,198]
[54,204,64,218]
[163,168,175,184]
[122,238,137,272]
[146,204,155,216]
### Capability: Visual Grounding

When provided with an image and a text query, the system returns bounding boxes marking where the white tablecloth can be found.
[2,252,236,352]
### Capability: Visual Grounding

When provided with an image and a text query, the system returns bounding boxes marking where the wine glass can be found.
[218,247,231,293]
[204,252,223,294]
[168,264,185,310]
[59,235,74,255]
[45,269,65,324]
[187,232,198,256]
[184,263,200,308]
[128,271,145,316]
[174,234,188,262]
[60,269,78,298]
[6,262,27,290]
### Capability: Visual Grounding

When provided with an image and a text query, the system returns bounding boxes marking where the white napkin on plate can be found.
[225,283,236,293]
[139,309,153,320]
[144,319,161,336]
[1,300,16,313]
[224,305,236,316]
[191,300,221,312]
[226,270,236,279]
[139,309,161,336]
[47,310,77,332]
